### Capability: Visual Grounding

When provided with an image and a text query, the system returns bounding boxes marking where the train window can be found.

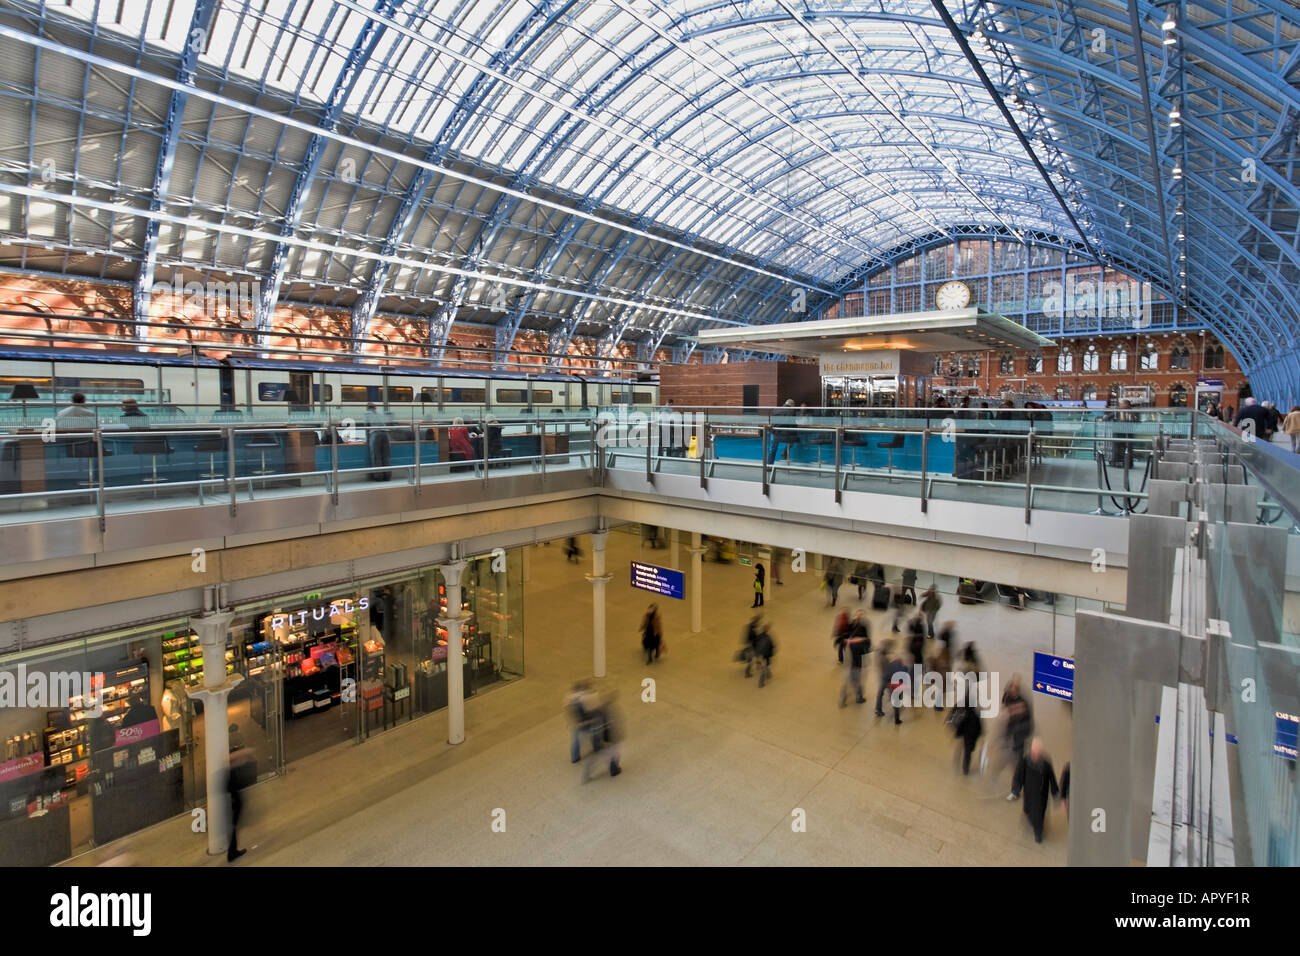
[634,392,652,405]
[0,376,49,396]
[385,386,413,402]
[443,387,485,403]
[312,384,333,402]
[495,389,528,403]
[1,376,144,398]
[258,383,288,401]
[533,390,553,403]
[341,385,376,403]
[67,378,144,395]
[611,391,653,405]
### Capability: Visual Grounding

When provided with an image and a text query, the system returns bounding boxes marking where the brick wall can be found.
[942,331,1249,407]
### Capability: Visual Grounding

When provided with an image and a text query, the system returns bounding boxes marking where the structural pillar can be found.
[689,531,705,634]
[188,610,240,857]
[522,544,532,583]
[669,528,679,570]
[587,531,612,677]
[439,558,469,745]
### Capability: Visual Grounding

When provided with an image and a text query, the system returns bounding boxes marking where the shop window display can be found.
[0,625,194,865]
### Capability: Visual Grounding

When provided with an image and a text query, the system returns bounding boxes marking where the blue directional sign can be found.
[1032,652,1075,701]
[630,561,684,600]
[1276,711,1299,761]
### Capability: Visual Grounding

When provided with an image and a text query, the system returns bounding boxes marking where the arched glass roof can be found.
[0,0,1297,389]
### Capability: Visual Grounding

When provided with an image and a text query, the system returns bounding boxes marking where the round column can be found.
[587,531,612,677]
[439,559,469,745]
[689,531,706,634]
[188,610,241,857]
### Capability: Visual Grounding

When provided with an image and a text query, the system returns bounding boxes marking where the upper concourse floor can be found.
[4,404,1300,641]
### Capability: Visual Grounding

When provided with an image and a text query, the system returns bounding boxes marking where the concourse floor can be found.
[66,531,1074,867]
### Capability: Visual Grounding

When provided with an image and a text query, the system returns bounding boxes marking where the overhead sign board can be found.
[1032,651,1074,701]
[1276,711,1298,761]
[630,561,684,600]
[819,349,900,378]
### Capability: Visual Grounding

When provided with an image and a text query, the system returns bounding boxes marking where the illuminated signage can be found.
[271,597,369,631]
[819,349,900,377]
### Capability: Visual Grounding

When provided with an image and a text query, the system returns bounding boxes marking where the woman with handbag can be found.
[751,562,765,608]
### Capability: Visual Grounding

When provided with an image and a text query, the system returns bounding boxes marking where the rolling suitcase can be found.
[872,583,891,610]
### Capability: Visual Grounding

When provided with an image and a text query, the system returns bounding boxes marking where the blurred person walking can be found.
[1002,676,1035,799]
[831,609,851,664]
[852,561,869,601]
[1283,406,1300,453]
[921,585,942,639]
[900,568,917,607]
[564,536,582,563]
[1013,738,1060,843]
[566,680,603,763]
[952,674,984,774]
[839,613,871,707]
[824,558,845,607]
[582,688,623,782]
[224,737,257,862]
[875,642,907,724]
[640,604,663,664]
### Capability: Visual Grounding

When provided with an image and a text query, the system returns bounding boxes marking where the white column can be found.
[188,610,240,857]
[440,559,469,745]
[587,531,612,677]
[689,531,705,634]
[669,528,679,570]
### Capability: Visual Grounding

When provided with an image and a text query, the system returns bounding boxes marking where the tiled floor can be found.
[65,531,1075,867]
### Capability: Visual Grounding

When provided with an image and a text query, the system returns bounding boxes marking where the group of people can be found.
[823,579,1069,844]
[1224,397,1300,451]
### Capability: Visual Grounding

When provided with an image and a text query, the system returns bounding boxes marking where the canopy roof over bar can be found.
[693,308,1053,357]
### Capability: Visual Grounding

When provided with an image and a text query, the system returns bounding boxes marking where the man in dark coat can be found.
[1012,738,1059,843]
[1233,398,1270,439]
[954,694,984,775]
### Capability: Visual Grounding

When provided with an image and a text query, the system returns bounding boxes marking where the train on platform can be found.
[0,345,658,417]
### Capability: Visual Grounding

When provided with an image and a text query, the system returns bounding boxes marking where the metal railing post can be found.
[699,424,707,489]
[920,426,929,514]
[646,419,653,482]
[482,420,489,488]
[413,423,421,495]
[539,419,546,487]
[228,426,238,516]
[95,425,106,532]
[1024,428,1034,524]
[330,424,339,505]
[761,422,771,496]
[833,427,842,504]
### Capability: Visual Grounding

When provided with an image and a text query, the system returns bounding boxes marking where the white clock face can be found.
[936,281,972,310]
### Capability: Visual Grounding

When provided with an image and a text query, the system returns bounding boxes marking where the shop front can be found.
[819,349,933,410]
[0,547,526,865]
